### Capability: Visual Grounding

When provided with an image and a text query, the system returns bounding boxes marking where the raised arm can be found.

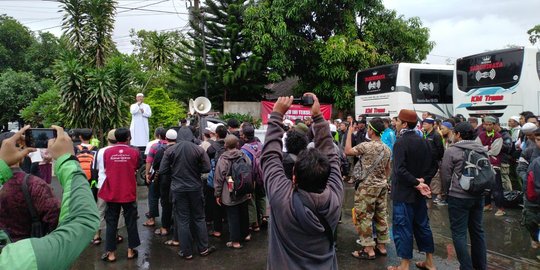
[0,126,99,270]
[130,103,140,115]
[143,104,152,118]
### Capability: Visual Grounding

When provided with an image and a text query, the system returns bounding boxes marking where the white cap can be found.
[335,119,342,124]
[136,93,144,97]
[329,124,337,133]
[522,123,537,135]
[205,122,224,133]
[283,119,294,127]
[166,129,177,140]
[510,116,520,123]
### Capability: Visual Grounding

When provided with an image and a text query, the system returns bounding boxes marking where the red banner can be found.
[261,101,332,124]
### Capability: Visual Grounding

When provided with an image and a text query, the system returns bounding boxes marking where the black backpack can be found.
[229,155,254,197]
[20,174,47,238]
[457,149,496,196]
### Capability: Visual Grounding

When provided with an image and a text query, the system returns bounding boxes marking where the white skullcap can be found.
[166,129,177,140]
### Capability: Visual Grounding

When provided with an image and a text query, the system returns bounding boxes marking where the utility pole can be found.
[188,0,208,98]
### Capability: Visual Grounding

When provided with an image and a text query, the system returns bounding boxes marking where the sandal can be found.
[200,246,217,256]
[127,249,138,260]
[387,266,401,270]
[143,220,155,227]
[244,234,251,242]
[101,252,116,263]
[154,228,169,236]
[178,251,193,260]
[209,231,221,238]
[375,246,388,256]
[164,240,180,246]
[91,237,102,245]
[116,235,124,243]
[351,250,376,260]
[415,261,435,270]
[226,242,243,249]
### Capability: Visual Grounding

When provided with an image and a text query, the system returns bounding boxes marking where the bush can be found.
[21,87,64,127]
[144,87,186,132]
[220,113,262,129]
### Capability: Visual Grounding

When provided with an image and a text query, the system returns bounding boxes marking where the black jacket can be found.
[392,130,435,203]
[159,134,210,193]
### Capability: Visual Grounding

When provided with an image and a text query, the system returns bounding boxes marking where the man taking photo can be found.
[261,93,344,269]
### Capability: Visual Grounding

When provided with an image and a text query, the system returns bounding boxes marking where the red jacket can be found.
[98,144,140,203]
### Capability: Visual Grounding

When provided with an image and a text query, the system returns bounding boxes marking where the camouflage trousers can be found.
[353,185,390,247]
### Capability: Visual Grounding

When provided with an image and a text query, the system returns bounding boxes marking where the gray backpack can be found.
[458,149,495,196]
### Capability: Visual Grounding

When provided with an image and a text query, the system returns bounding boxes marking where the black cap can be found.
[454,121,473,134]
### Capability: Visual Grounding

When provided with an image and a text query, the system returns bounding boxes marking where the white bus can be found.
[355,63,454,120]
[453,47,540,127]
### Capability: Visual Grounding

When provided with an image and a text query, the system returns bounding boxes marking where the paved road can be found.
[47,179,540,270]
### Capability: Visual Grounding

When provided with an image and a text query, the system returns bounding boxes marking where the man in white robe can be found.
[130,93,152,147]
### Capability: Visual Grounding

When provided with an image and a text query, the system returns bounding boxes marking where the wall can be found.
[223,102,261,119]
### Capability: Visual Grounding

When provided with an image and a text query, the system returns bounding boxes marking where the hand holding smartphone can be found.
[25,128,57,148]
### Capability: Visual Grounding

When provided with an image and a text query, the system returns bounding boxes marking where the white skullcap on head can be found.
[136,93,144,97]
[510,116,520,123]
[522,123,537,135]
[166,129,177,140]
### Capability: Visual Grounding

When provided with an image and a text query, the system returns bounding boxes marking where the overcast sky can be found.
[1,0,539,64]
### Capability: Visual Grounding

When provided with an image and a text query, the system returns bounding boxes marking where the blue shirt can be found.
[381,128,396,154]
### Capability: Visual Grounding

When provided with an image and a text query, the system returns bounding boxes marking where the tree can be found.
[144,87,187,132]
[21,87,64,127]
[59,0,117,67]
[0,15,36,72]
[0,70,42,126]
[24,32,61,79]
[528,24,540,45]
[245,0,434,111]
[171,0,268,108]
[131,29,183,71]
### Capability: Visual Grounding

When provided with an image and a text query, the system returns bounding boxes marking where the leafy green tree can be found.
[0,70,42,126]
[21,87,63,127]
[24,32,61,78]
[144,87,186,132]
[131,29,183,71]
[171,0,268,108]
[245,0,434,111]
[59,0,117,67]
[528,24,540,45]
[0,15,36,72]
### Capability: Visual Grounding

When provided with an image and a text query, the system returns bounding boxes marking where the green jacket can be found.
[0,154,99,270]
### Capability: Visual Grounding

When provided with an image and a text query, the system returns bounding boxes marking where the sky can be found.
[1,0,539,64]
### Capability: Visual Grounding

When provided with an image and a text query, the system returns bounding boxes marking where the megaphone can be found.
[188,99,195,115]
[193,97,211,114]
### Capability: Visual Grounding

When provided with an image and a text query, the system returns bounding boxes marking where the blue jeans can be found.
[392,198,434,259]
[173,190,209,256]
[447,196,487,270]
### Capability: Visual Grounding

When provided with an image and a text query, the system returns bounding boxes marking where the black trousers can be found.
[105,202,141,252]
[226,200,249,243]
[159,175,173,229]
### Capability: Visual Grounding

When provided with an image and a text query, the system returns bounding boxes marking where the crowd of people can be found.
[1,91,540,270]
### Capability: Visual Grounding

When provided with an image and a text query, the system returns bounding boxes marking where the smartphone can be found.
[25,128,57,148]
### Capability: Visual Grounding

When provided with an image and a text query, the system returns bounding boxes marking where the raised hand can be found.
[0,125,36,166]
[303,92,321,117]
[48,125,75,160]
[272,96,294,115]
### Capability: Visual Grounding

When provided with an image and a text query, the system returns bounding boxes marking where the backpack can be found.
[457,149,495,196]
[20,174,47,238]
[207,142,225,188]
[241,142,264,187]
[229,155,254,197]
[526,157,540,203]
[75,145,97,181]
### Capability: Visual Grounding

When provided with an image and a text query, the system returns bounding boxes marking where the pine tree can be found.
[171,0,267,108]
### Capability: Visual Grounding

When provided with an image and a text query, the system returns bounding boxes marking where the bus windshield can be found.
[456,48,524,93]
[356,64,398,95]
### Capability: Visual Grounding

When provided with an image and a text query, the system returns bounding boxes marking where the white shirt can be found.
[96,145,113,189]
[130,102,152,147]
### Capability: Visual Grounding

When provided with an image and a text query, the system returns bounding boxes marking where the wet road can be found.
[49,180,540,270]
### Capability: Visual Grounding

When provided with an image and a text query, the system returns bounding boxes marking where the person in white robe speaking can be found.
[130,93,152,147]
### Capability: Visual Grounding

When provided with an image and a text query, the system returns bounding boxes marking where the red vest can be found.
[98,144,140,203]
[478,131,502,167]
